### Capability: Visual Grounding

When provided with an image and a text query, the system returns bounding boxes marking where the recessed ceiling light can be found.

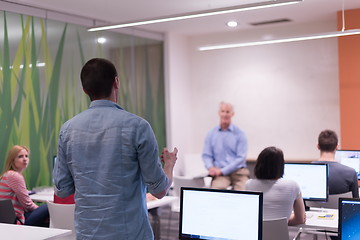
[227,21,238,28]
[97,37,106,44]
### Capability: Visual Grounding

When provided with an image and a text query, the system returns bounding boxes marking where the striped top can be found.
[0,170,38,223]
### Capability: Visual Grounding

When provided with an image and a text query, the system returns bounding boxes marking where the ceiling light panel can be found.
[198,29,360,51]
[88,0,303,31]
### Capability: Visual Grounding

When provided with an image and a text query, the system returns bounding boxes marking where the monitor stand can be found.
[303,200,310,211]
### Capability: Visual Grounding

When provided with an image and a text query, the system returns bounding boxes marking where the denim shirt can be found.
[53,100,169,240]
[202,124,247,176]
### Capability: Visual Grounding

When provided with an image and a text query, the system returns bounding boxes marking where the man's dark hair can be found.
[80,58,118,100]
[318,129,338,152]
[254,146,285,180]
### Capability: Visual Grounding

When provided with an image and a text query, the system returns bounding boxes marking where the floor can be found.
[150,205,338,240]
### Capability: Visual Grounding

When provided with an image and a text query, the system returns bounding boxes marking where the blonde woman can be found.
[0,145,49,226]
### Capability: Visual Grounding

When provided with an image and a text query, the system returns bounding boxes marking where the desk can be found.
[30,188,54,202]
[301,208,338,231]
[0,223,71,239]
[31,188,177,209]
[31,190,177,240]
[294,208,338,240]
[147,196,177,209]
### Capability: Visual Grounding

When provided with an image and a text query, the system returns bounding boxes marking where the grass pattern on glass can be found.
[0,12,166,189]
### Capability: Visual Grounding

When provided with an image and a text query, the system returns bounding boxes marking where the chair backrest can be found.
[171,175,206,212]
[306,191,353,209]
[263,217,289,240]
[0,199,17,224]
[47,200,76,239]
[173,175,205,198]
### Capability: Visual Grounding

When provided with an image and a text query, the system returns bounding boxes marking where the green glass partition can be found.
[0,11,165,189]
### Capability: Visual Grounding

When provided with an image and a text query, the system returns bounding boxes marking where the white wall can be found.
[166,21,341,164]
[164,33,193,175]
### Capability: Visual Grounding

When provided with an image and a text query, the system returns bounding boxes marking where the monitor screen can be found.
[283,163,328,201]
[179,187,263,240]
[52,155,57,184]
[339,198,360,240]
[53,155,57,167]
[335,150,360,180]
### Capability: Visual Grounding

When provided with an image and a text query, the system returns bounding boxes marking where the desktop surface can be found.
[302,207,338,231]
[295,207,338,239]
[179,187,263,240]
[0,223,71,240]
[30,186,55,202]
[30,187,177,210]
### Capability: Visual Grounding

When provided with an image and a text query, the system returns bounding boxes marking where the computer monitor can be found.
[335,150,360,180]
[338,198,360,240]
[179,187,263,240]
[283,163,328,202]
[52,155,57,184]
[53,155,57,167]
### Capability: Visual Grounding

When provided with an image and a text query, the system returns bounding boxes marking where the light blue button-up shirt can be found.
[53,100,169,240]
[202,124,247,176]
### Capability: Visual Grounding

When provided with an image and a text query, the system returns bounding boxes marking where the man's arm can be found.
[53,131,75,198]
[221,131,248,176]
[136,120,177,199]
[202,131,216,174]
[153,148,178,199]
[351,171,359,198]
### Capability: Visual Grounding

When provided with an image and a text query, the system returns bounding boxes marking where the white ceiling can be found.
[2,0,360,36]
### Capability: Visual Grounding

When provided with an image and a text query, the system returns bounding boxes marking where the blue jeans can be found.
[24,204,49,227]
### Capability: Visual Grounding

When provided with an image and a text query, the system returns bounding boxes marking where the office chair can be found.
[0,199,17,224]
[47,200,76,240]
[171,175,206,212]
[263,217,290,240]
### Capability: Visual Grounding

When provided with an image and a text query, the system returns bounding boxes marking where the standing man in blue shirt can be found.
[202,102,249,190]
[53,58,178,240]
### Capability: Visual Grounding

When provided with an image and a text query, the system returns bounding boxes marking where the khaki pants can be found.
[210,168,250,191]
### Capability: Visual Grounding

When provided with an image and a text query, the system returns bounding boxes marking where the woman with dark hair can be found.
[246,146,305,225]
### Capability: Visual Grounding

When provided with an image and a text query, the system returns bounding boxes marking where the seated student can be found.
[313,129,359,198]
[0,145,49,226]
[246,146,306,226]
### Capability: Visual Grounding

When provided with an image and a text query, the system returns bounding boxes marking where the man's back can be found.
[56,100,168,239]
[316,161,359,198]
